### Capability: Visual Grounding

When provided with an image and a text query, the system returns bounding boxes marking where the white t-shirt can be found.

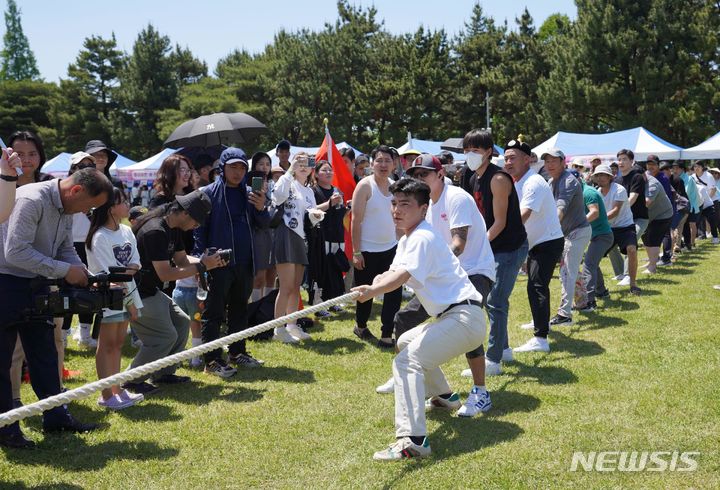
[515,168,563,249]
[702,171,719,202]
[693,174,715,208]
[390,221,481,316]
[427,183,495,281]
[601,182,634,228]
[272,171,320,239]
[85,224,143,316]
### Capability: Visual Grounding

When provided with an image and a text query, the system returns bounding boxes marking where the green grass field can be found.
[1,241,719,489]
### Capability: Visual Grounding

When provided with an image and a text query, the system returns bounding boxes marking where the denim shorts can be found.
[172,287,200,321]
[101,311,130,323]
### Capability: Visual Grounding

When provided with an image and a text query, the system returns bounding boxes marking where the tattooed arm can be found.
[450,226,469,257]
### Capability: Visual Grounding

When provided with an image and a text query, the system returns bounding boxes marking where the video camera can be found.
[30,267,135,317]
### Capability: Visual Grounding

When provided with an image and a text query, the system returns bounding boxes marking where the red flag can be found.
[315,128,357,262]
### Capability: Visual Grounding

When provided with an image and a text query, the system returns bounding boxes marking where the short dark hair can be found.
[371,145,394,160]
[617,148,634,160]
[339,147,356,161]
[462,129,494,151]
[276,140,291,151]
[193,153,214,171]
[389,177,430,207]
[71,168,114,198]
[437,151,454,166]
[8,130,47,182]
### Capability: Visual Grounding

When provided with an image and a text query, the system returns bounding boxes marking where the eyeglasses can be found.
[411,170,431,179]
[178,168,192,175]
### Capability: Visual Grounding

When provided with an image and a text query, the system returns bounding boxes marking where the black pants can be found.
[393,274,493,359]
[354,247,402,338]
[201,262,253,362]
[527,238,564,339]
[701,204,719,238]
[0,274,68,435]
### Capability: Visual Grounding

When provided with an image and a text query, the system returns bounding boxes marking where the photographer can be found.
[194,148,269,377]
[0,147,22,224]
[125,191,225,394]
[0,168,112,448]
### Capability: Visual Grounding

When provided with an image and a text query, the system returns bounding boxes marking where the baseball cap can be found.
[84,139,118,165]
[540,148,565,160]
[659,162,672,171]
[504,139,532,156]
[672,161,687,170]
[592,164,614,177]
[176,190,212,226]
[70,151,96,167]
[220,147,248,167]
[405,153,442,176]
[129,206,147,220]
[400,148,421,157]
[646,154,660,164]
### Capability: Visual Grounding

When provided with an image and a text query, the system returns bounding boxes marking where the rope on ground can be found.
[0,291,360,428]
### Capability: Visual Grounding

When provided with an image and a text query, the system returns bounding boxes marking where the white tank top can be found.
[360,177,397,252]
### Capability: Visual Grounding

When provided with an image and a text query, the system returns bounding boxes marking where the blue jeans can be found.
[486,241,529,363]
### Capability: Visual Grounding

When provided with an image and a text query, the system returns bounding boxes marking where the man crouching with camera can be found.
[0,168,112,448]
[124,191,226,395]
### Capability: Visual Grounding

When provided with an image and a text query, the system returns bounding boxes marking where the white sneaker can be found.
[457,387,492,417]
[460,368,472,378]
[713,237,720,245]
[376,377,394,394]
[514,336,550,353]
[617,276,631,286]
[425,392,462,412]
[613,274,626,281]
[273,326,299,344]
[286,324,311,341]
[77,337,98,349]
[519,320,534,330]
[502,347,514,362]
[373,437,431,461]
[485,359,502,376]
[642,268,655,275]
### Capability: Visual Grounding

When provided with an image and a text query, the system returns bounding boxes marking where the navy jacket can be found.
[193,176,270,274]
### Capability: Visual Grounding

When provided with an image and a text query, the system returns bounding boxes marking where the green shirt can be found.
[582,183,612,237]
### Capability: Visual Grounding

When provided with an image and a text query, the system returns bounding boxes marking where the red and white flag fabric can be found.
[315,124,356,262]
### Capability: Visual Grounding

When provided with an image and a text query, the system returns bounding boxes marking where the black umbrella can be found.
[164,112,267,148]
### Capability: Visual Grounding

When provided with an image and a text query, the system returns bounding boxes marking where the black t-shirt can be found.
[135,217,185,298]
[615,167,648,219]
[468,164,527,253]
[312,185,345,243]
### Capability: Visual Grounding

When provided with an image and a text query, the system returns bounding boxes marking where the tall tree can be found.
[113,24,179,158]
[0,0,40,81]
[0,80,58,153]
[170,44,207,85]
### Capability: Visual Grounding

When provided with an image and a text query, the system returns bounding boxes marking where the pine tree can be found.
[0,0,41,80]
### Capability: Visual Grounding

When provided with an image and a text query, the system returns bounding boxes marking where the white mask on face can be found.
[466,151,484,171]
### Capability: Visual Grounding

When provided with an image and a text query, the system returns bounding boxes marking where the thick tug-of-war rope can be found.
[0,291,360,428]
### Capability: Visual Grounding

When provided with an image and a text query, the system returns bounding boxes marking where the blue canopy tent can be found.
[43,151,136,178]
[532,127,683,162]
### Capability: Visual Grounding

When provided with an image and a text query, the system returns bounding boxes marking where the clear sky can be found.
[7,0,576,82]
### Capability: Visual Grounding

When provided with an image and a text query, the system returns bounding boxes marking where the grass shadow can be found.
[303,337,364,356]
[232,365,316,384]
[0,483,83,490]
[150,379,267,406]
[481,390,541,417]
[508,360,579,385]
[2,438,178,471]
[600,297,639,311]
[114,402,182,422]
[548,330,605,358]
[576,313,628,330]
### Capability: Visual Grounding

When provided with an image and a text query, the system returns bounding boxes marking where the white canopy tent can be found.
[681,131,720,160]
[42,151,136,179]
[114,148,178,182]
[532,127,683,163]
[266,142,362,166]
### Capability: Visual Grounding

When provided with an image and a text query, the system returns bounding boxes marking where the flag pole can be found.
[324,117,331,167]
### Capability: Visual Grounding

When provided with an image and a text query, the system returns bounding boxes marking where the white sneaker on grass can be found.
[373,437,431,461]
[457,387,492,417]
[273,326,300,344]
[425,392,462,412]
[502,348,514,362]
[613,274,626,281]
[485,360,502,376]
[617,276,631,286]
[286,324,311,341]
[520,320,534,330]
[204,359,237,378]
[514,336,550,353]
[376,377,394,394]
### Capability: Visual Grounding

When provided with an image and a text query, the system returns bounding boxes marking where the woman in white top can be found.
[85,187,144,410]
[271,153,324,343]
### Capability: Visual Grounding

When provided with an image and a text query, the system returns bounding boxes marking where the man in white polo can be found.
[353,178,486,461]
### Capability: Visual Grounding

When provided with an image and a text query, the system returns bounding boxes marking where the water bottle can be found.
[196,272,208,301]
[333,187,343,210]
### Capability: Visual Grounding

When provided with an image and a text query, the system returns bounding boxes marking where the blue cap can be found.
[568,169,581,179]
[220,147,248,167]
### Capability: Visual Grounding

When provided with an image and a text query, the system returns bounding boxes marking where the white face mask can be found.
[466,151,484,171]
